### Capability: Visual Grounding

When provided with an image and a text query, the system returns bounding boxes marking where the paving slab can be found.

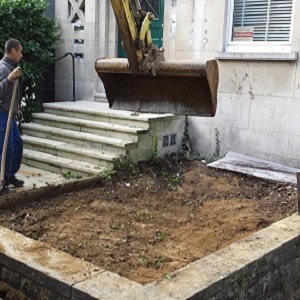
[7,164,66,192]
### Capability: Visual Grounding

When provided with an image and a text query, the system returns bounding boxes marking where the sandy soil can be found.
[0,155,297,285]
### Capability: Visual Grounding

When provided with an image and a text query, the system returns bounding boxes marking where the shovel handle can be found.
[1,79,19,184]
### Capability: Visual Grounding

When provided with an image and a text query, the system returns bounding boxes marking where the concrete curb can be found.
[0,175,101,209]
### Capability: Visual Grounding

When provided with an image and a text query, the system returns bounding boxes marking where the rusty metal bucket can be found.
[95,58,218,116]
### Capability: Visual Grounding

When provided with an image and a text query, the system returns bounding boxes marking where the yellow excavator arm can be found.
[95,0,219,116]
[110,0,165,75]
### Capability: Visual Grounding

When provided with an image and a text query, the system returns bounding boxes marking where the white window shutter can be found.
[233,0,293,42]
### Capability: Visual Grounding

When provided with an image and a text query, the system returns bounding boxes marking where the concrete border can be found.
[0,184,300,299]
[0,175,102,209]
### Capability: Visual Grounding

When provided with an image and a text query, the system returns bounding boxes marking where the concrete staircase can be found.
[21,101,183,177]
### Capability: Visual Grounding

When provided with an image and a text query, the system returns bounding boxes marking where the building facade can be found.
[55,0,300,167]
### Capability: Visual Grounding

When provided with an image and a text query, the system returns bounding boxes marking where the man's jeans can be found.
[0,111,23,180]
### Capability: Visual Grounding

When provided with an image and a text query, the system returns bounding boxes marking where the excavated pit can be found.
[0,157,299,299]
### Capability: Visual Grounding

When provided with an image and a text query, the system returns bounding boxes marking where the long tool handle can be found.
[297,172,300,215]
[1,79,19,185]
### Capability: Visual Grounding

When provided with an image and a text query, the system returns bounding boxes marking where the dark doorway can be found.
[35,0,55,103]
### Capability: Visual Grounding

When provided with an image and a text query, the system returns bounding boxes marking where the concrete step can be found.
[23,149,105,177]
[21,123,137,155]
[23,135,119,168]
[43,101,175,129]
[31,113,147,142]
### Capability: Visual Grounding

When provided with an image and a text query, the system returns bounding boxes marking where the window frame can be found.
[225,0,296,53]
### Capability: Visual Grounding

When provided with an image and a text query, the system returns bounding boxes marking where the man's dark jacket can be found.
[0,57,21,116]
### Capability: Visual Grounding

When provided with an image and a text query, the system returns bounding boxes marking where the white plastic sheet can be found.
[208,152,299,184]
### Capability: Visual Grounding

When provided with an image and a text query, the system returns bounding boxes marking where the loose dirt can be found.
[0,155,297,284]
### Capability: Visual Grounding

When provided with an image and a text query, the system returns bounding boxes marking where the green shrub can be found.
[0,0,61,122]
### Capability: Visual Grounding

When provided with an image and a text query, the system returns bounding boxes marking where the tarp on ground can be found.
[208,152,300,184]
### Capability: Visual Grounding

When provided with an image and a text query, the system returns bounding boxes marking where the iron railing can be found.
[33,52,75,102]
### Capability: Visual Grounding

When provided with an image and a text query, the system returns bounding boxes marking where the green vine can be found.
[181,115,189,152]
[213,127,220,159]
[202,127,221,163]
[150,138,159,160]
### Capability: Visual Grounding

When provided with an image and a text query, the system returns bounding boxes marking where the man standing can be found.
[0,39,24,194]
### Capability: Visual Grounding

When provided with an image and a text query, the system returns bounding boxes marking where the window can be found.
[140,0,160,18]
[226,0,295,53]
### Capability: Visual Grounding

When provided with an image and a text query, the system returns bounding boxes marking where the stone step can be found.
[43,101,175,129]
[23,149,104,177]
[20,101,183,177]
[23,135,119,168]
[32,113,147,142]
[21,123,137,155]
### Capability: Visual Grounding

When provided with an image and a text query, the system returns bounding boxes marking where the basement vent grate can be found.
[170,133,176,146]
[162,134,177,147]
[162,135,169,147]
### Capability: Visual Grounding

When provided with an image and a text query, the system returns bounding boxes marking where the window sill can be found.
[215,52,298,61]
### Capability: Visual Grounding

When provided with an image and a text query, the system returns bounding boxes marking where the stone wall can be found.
[191,59,300,168]
[168,0,300,167]
[54,0,117,102]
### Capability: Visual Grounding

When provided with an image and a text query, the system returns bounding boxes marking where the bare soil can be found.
[0,155,297,284]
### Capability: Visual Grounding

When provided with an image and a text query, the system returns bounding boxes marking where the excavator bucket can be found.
[95,58,218,116]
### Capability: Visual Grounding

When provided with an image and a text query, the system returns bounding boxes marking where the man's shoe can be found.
[8,176,24,187]
[0,186,11,196]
